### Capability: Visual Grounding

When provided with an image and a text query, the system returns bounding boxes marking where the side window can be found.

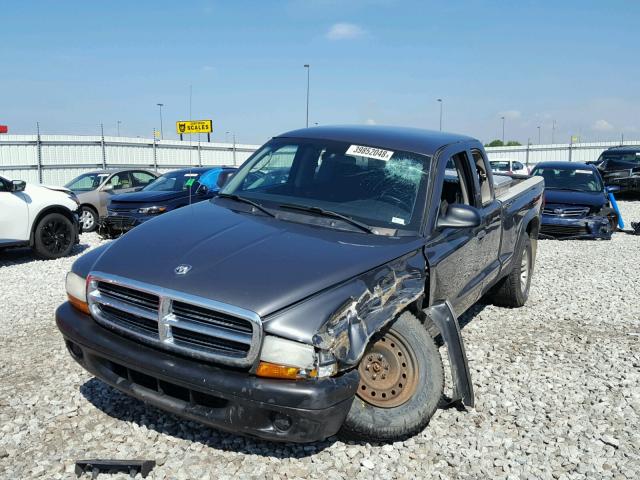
[132,171,156,187]
[513,161,524,171]
[471,150,493,205]
[108,173,132,190]
[440,152,473,216]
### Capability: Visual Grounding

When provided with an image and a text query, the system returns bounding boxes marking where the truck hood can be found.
[90,201,422,317]
[543,189,606,208]
[110,190,190,204]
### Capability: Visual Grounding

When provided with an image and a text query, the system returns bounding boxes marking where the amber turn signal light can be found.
[68,294,90,315]
[256,361,317,380]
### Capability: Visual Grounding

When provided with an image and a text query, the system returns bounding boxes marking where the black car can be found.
[589,146,640,194]
[100,166,236,236]
[531,161,619,239]
[57,125,543,443]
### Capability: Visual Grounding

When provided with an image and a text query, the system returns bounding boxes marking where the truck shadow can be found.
[79,378,337,458]
[0,242,90,267]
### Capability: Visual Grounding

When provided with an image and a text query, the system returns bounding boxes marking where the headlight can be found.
[66,271,89,314]
[256,336,318,380]
[137,206,167,214]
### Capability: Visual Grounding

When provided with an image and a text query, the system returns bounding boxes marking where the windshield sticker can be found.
[98,174,110,177]
[391,217,406,225]
[346,144,394,161]
[184,178,196,187]
[184,173,199,177]
[575,169,593,174]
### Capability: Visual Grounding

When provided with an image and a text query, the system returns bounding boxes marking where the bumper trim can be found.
[56,302,359,442]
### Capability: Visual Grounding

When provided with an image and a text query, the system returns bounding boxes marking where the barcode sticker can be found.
[575,169,592,174]
[391,217,406,225]
[346,144,394,161]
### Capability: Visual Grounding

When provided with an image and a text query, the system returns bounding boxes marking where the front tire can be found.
[79,206,98,232]
[490,235,533,308]
[340,312,444,442]
[33,213,75,259]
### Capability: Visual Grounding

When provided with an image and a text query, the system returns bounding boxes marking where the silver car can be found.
[64,169,158,232]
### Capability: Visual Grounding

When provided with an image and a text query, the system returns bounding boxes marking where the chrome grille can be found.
[542,206,590,218]
[87,272,262,367]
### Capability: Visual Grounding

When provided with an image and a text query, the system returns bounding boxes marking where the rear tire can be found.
[340,312,444,442]
[490,235,532,308]
[79,206,98,232]
[33,213,75,259]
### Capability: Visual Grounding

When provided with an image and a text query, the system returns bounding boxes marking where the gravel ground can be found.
[1,202,639,480]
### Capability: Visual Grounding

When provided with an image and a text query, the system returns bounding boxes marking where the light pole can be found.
[225,131,230,143]
[117,120,122,136]
[551,120,556,144]
[501,116,505,144]
[156,103,164,140]
[437,99,443,131]
[304,64,310,128]
[537,126,541,144]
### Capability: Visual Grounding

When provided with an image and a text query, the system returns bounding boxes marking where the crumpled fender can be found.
[311,252,426,366]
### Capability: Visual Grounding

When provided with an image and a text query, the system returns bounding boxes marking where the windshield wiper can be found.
[216,193,276,217]
[278,203,375,234]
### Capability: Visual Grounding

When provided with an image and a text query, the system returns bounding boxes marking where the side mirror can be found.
[437,204,481,229]
[196,184,208,196]
[11,180,26,192]
[102,184,114,193]
[606,185,620,193]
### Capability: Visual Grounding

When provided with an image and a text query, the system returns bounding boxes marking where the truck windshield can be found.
[531,167,602,192]
[221,138,431,232]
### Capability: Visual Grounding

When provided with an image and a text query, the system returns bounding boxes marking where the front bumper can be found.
[607,176,640,193]
[539,214,612,240]
[98,214,149,236]
[56,302,359,443]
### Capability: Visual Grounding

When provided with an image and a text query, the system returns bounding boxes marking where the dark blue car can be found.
[531,161,619,239]
[100,166,236,236]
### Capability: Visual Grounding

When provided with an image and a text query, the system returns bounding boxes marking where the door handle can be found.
[477,230,486,240]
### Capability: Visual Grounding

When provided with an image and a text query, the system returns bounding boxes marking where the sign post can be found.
[176,120,213,142]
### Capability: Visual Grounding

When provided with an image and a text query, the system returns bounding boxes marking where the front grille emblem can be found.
[174,264,192,275]
[554,208,563,214]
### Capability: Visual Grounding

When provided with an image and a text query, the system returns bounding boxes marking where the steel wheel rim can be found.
[80,209,94,230]
[41,220,72,254]
[520,248,529,288]
[356,330,419,408]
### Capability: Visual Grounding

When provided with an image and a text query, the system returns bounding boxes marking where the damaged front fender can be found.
[311,252,426,367]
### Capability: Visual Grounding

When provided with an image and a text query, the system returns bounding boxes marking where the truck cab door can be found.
[425,149,485,315]
[0,177,30,243]
[468,148,502,288]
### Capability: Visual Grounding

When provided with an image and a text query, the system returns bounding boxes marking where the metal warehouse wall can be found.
[1,135,639,186]
[0,135,260,185]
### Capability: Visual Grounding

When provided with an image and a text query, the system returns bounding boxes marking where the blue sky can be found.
[2,0,639,144]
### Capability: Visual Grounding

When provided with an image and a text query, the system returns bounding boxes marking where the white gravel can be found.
[1,202,640,479]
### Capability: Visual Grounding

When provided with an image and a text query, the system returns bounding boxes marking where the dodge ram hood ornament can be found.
[174,264,192,275]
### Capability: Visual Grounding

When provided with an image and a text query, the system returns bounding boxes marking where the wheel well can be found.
[30,206,75,246]
[80,204,98,214]
[525,217,540,261]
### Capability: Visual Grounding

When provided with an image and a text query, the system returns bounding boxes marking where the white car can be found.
[490,159,529,175]
[0,175,81,259]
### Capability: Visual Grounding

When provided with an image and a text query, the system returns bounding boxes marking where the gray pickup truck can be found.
[57,126,543,443]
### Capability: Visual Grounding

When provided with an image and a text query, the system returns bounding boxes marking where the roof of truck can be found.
[277,125,476,157]
[533,161,595,170]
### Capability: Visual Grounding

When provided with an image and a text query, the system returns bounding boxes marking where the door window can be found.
[107,173,132,190]
[471,150,493,205]
[513,161,524,171]
[440,152,473,216]
[132,171,156,187]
